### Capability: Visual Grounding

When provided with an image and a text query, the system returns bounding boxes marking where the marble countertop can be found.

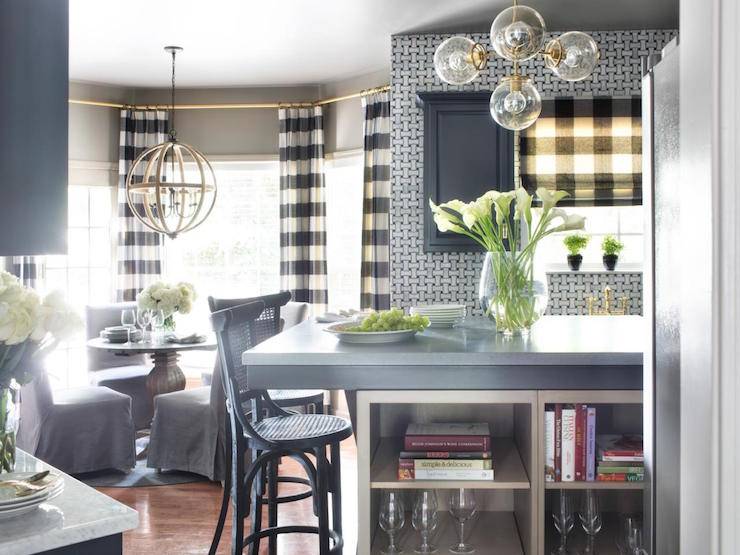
[0,450,138,555]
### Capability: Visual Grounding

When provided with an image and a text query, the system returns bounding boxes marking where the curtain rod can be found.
[69,84,390,111]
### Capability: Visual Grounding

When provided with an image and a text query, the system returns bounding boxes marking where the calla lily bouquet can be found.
[429,187,585,334]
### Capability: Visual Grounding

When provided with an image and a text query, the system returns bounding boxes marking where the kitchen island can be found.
[0,450,138,555]
[243,315,644,555]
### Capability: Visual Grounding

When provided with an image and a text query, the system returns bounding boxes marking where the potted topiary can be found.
[563,233,589,271]
[601,235,624,270]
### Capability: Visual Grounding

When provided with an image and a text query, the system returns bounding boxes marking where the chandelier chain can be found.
[170,49,176,140]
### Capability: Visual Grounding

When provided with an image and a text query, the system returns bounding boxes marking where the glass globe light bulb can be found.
[490,5,546,61]
[504,90,527,115]
[489,76,542,131]
[545,32,599,81]
[433,36,480,85]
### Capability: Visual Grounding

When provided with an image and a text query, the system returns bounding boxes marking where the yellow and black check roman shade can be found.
[520,97,642,206]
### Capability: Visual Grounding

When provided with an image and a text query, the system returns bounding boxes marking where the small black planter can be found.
[603,254,619,271]
[567,254,583,271]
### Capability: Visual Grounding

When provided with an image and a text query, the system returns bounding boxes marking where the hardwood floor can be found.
[98,437,357,554]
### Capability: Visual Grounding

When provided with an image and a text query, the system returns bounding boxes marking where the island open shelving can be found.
[241,315,645,555]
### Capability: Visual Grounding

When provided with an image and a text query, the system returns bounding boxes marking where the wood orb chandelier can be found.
[125,46,217,239]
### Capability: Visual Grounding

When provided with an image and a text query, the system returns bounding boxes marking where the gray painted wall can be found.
[389,30,677,314]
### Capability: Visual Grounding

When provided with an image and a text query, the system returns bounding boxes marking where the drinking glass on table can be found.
[579,489,602,554]
[121,309,136,343]
[412,489,438,554]
[151,309,165,344]
[379,490,405,554]
[136,308,152,342]
[616,514,643,555]
[449,488,478,554]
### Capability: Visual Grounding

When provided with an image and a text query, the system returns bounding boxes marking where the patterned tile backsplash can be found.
[389,29,675,314]
[546,271,643,315]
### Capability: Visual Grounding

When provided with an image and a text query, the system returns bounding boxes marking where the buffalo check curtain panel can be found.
[520,97,642,206]
[278,106,328,312]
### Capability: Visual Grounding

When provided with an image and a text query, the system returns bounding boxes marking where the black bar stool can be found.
[209,300,351,555]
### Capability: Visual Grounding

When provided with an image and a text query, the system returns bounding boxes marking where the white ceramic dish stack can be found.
[0,474,64,520]
[410,304,466,328]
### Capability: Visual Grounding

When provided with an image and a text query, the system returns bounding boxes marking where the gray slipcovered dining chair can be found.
[86,303,153,429]
[17,361,136,474]
[145,298,316,480]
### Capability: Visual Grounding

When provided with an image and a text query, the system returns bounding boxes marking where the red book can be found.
[597,473,644,482]
[554,404,562,482]
[403,435,490,452]
[597,435,644,457]
[575,404,587,481]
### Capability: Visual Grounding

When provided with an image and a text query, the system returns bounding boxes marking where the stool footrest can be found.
[242,525,343,553]
[259,474,313,505]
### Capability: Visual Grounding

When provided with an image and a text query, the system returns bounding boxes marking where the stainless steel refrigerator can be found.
[642,36,680,555]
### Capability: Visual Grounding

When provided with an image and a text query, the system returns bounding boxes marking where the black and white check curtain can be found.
[11,256,44,289]
[116,110,168,302]
[278,106,328,312]
[520,97,642,206]
[360,91,391,310]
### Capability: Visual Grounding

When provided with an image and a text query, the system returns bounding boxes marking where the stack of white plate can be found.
[410,304,466,328]
[0,473,64,520]
[100,326,141,343]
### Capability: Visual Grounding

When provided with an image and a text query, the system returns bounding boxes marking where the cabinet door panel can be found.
[418,92,514,252]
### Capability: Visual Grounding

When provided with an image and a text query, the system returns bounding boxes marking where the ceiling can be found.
[69,0,678,88]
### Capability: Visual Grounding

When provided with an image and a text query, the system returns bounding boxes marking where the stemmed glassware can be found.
[579,490,602,554]
[379,491,406,554]
[151,309,165,344]
[615,514,647,555]
[448,489,478,554]
[136,308,152,343]
[412,489,439,554]
[120,309,136,343]
[552,491,577,555]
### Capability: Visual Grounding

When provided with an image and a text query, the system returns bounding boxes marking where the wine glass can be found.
[412,489,438,554]
[579,490,602,554]
[136,308,152,342]
[379,491,405,554]
[616,514,642,555]
[121,309,136,343]
[626,520,648,555]
[552,491,577,555]
[449,488,478,554]
[151,309,165,344]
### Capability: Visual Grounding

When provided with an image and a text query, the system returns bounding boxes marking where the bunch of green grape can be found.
[347,308,429,332]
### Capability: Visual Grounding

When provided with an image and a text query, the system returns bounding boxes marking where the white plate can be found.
[0,474,63,507]
[324,323,420,344]
[0,485,63,520]
[411,304,465,311]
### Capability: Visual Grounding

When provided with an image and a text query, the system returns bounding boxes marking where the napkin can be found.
[166,333,207,344]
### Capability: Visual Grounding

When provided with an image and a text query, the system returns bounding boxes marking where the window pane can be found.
[67,228,89,267]
[89,228,111,268]
[68,186,89,227]
[89,186,113,227]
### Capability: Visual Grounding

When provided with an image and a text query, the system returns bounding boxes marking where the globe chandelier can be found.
[125,46,217,239]
[433,0,600,131]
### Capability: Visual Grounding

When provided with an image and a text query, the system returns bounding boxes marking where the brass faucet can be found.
[587,285,629,316]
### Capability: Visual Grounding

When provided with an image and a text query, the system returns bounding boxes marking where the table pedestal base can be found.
[146,351,186,402]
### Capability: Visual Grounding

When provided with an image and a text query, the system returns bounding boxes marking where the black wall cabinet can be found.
[417,92,514,252]
[0,0,69,256]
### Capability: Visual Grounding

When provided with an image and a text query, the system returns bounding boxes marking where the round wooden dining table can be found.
[86,336,217,403]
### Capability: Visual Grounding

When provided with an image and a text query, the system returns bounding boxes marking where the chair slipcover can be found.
[86,303,153,429]
[17,363,136,474]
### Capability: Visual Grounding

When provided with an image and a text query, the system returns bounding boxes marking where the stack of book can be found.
[397,423,494,481]
[596,434,644,482]
[544,404,597,482]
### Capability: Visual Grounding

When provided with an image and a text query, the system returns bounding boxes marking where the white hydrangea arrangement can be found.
[137,281,196,329]
[0,270,82,387]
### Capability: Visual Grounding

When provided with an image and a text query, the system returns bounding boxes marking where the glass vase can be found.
[0,385,19,473]
[163,314,176,332]
[478,251,548,336]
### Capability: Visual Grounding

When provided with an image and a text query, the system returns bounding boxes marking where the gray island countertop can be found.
[243,315,644,391]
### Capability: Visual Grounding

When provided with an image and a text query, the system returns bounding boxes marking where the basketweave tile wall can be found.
[546,272,643,315]
[390,29,676,314]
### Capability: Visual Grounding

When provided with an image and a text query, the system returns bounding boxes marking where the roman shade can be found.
[520,97,642,206]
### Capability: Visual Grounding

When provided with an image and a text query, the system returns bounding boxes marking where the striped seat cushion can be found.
[253,414,350,443]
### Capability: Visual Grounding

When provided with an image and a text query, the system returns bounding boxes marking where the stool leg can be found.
[267,460,279,555]
[209,414,233,555]
[247,450,264,555]
[231,436,246,555]
[330,441,343,548]
[315,446,331,555]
